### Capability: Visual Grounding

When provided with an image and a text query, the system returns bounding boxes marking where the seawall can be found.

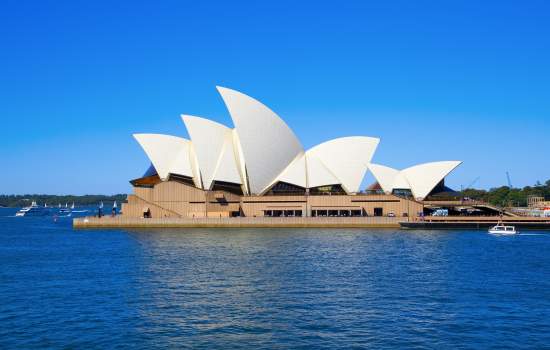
[74,215,550,230]
[73,216,402,229]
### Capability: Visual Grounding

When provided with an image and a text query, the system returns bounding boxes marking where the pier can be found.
[400,216,550,230]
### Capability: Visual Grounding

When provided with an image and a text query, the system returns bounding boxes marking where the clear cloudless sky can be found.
[1,0,549,195]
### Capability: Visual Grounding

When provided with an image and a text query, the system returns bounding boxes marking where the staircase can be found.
[122,194,182,218]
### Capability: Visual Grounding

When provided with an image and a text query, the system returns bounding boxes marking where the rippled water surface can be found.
[1,208,550,349]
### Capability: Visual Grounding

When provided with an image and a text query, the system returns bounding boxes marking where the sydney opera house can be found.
[121,87,461,219]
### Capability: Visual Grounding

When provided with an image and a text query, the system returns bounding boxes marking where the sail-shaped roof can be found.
[272,136,379,193]
[308,137,379,193]
[306,153,341,188]
[369,161,462,200]
[217,86,304,195]
[133,134,198,184]
[401,161,462,199]
[368,163,400,193]
[181,115,242,189]
[276,153,307,188]
[132,86,462,199]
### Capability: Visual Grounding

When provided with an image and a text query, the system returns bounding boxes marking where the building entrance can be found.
[311,209,364,217]
[263,210,303,217]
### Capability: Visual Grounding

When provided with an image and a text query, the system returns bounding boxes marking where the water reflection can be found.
[116,228,550,348]
[2,216,549,349]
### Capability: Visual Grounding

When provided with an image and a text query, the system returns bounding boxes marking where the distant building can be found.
[122,87,461,218]
[528,196,550,209]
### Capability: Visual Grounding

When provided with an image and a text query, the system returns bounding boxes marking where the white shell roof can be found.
[305,153,341,188]
[307,137,380,193]
[369,161,462,200]
[217,86,304,195]
[181,115,242,190]
[368,163,400,193]
[402,161,462,200]
[232,130,250,194]
[132,86,462,198]
[133,133,198,183]
[273,136,379,193]
[277,152,307,188]
[392,172,411,190]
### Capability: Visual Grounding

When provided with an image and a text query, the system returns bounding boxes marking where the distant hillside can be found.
[0,194,127,208]
[462,179,550,207]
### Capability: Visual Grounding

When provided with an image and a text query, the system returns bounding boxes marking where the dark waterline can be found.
[1,208,549,349]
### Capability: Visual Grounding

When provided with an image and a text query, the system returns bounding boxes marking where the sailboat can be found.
[59,202,71,216]
[71,203,88,214]
[97,201,104,217]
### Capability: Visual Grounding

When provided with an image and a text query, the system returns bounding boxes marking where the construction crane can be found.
[466,176,480,189]
[506,172,513,188]
[461,176,480,192]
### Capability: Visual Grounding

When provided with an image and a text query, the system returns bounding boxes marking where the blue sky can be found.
[1,0,548,195]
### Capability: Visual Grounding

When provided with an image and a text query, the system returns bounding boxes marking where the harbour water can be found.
[1,208,550,348]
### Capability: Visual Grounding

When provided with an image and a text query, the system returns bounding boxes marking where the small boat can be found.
[71,203,88,214]
[111,201,118,216]
[59,203,71,215]
[15,201,51,217]
[488,224,518,235]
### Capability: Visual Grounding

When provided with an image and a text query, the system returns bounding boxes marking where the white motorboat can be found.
[71,203,89,214]
[59,203,71,215]
[15,201,50,217]
[488,224,518,235]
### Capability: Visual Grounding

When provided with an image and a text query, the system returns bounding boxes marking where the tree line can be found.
[0,194,127,208]
[462,179,550,207]
[1,180,549,208]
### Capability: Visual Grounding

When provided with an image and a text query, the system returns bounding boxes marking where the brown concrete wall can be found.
[122,181,423,219]
[123,194,180,218]
[134,187,153,202]
[129,181,206,218]
[241,195,307,217]
[206,191,241,216]
[240,194,422,218]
